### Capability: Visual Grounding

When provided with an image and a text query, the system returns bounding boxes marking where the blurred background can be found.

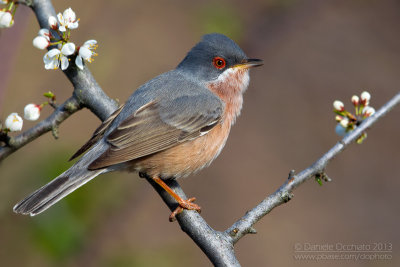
[1,0,399,266]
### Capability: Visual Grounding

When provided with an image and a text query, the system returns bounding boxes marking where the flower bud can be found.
[33,36,50,50]
[24,104,41,121]
[5,113,23,131]
[0,11,13,28]
[38,28,50,39]
[48,16,58,29]
[362,106,375,117]
[360,91,371,105]
[351,95,359,106]
[335,115,343,122]
[339,117,349,128]
[333,100,344,111]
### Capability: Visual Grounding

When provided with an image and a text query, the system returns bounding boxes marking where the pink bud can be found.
[351,95,359,106]
[362,106,375,117]
[360,91,371,105]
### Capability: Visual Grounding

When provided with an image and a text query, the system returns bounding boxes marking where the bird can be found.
[13,33,263,221]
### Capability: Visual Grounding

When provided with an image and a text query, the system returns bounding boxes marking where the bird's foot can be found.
[151,176,202,222]
[169,197,201,222]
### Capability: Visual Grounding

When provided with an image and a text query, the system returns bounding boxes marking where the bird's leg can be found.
[152,176,201,221]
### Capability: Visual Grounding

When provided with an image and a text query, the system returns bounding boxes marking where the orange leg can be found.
[152,177,201,221]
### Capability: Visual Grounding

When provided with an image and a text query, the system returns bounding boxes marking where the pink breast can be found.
[134,68,250,179]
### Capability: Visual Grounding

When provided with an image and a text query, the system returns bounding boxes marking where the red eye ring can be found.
[212,57,226,69]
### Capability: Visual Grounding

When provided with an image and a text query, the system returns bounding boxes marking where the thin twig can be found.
[225,92,400,244]
[0,96,81,160]
[7,1,400,266]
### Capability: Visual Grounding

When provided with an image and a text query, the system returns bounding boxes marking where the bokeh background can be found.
[1,0,399,266]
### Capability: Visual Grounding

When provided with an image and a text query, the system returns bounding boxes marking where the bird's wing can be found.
[87,93,224,170]
[69,104,125,161]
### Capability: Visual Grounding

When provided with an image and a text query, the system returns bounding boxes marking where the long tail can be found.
[13,143,107,216]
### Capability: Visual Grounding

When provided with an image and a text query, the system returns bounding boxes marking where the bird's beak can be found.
[233,58,264,69]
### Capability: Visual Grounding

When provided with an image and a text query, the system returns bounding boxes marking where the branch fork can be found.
[1,1,399,266]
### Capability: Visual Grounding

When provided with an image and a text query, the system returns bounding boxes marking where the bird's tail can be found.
[13,168,105,216]
[13,143,107,216]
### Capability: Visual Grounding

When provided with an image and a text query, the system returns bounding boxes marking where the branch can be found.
[144,92,400,266]
[225,92,400,244]
[31,0,118,121]
[0,0,119,161]
[4,1,399,266]
[145,177,241,266]
[19,1,242,265]
[0,96,81,160]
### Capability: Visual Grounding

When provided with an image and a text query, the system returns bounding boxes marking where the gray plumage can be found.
[13,33,250,216]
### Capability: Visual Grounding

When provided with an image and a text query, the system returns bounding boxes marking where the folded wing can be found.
[87,93,224,170]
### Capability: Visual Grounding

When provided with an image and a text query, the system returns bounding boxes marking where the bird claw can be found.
[169,197,201,222]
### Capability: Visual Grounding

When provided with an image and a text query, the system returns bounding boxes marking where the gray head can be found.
[177,33,262,82]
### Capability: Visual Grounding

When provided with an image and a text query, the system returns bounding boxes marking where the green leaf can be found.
[315,176,323,186]
[43,91,55,98]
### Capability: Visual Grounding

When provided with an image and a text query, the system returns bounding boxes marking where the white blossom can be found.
[75,40,98,70]
[4,113,23,132]
[24,104,41,121]
[43,42,76,70]
[43,49,62,70]
[57,7,79,31]
[0,10,13,28]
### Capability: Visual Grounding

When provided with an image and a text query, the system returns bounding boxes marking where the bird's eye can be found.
[212,57,226,69]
